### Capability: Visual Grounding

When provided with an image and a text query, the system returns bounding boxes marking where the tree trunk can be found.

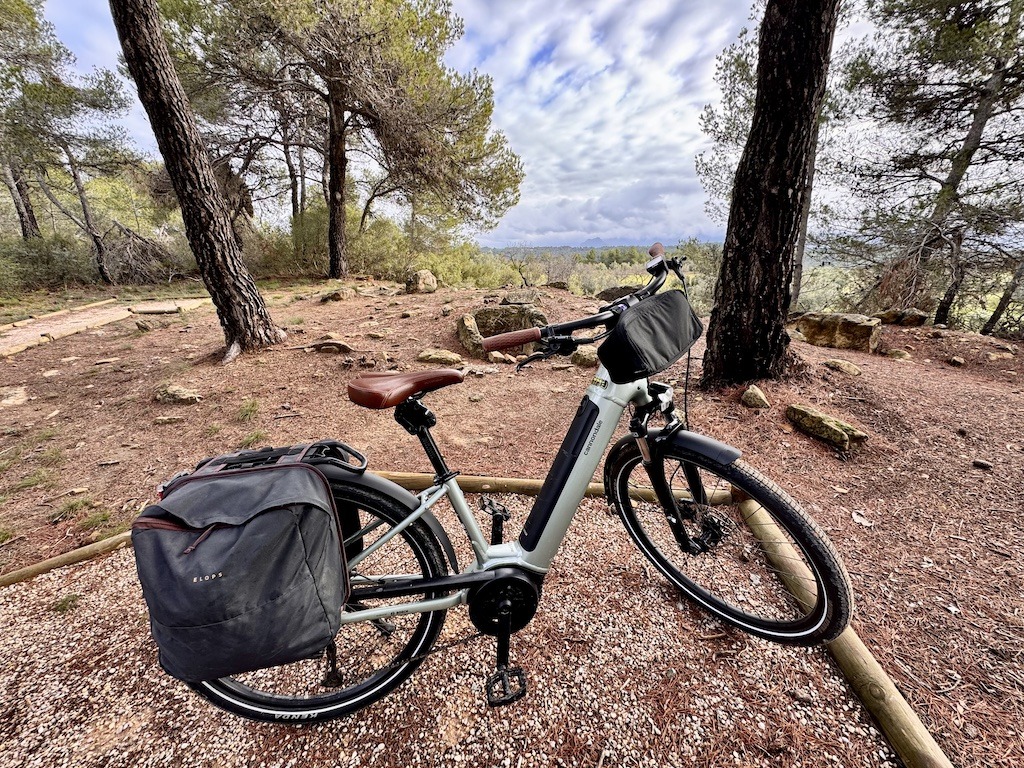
[62,144,114,285]
[932,232,965,327]
[109,0,283,358]
[790,118,820,311]
[702,0,840,387]
[982,256,1024,336]
[326,76,348,279]
[2,162,42,239]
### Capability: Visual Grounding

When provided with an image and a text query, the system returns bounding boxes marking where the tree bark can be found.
[932,231,964,327]
[2,162,42,239]
[982,256,1024,335]
[702,0,840,387]
[108,0,283,358]
[326,75,349,279]
[62,144,114,285]
[790,118,820,311]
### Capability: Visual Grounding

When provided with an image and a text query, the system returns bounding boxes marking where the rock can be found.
[948,356,965,367]
[311,340,354,354]
[741,385,771,409]
[822,359,861,376]
[135,319,154,332]
[94,358,120,365]
[886,349,912,360]
[405,269,438,294]
[972,459,993,470]
[929,330,945,339]
[992,341,1018,353]
[0,386,29,407]
[456,314,486,359]
[320,288,356,303]
[42,370,60,378]
[788,329,808,343]
[473,304,548,337]
[501,288,543,305]
[899,309,929,327]
[154,416,185,425]
[366,331,387,340]
[795,312,881,353]
[417,348,464,366]
[571,346,599,369]
[547,281,570,290]
[155,384,202,405]
[400,311,412,319]
[487,351,508,364]
[596,286,636,302]
[786,404,868,451]
[986,351,1014,362]
[469,394,484,403]
[441,305,453,317]
[933,323,948,330]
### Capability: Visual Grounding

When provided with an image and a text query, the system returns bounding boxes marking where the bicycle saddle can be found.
[347,369,464,409]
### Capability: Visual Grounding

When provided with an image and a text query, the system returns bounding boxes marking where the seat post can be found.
[394,398,456,481]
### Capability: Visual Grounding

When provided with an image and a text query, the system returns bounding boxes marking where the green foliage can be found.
[237,398,259,422]
[12,468,49,491]
[0,526,12,544]
[79,510,111,530]
[0,235,97,289]
[50,594,81,613]
[238,429,269,449]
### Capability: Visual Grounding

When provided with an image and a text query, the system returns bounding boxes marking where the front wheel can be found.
[188,484,449,722]
[605,437,852,645]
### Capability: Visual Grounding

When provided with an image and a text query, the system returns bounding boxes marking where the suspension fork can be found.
[630,384,706,555]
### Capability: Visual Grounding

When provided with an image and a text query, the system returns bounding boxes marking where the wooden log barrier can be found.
[0,532,132,589]
[738,498,954,768]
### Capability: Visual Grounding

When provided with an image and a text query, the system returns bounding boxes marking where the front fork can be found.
[630,383,711,556]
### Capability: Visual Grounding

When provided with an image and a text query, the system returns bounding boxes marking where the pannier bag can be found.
[598,289,704,384]
[132,442,357,682]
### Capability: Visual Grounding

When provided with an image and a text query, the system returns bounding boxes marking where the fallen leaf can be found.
[852,511,874,527]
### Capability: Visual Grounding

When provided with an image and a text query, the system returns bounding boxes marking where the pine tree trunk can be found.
[790,119,820,311]
[702,0,840,387]
[982,257,1024,336]
[108,0,283,358]
[326,77,349,280]
[62,144,114,285]
[933,233,965,326]
[2,162,42,239]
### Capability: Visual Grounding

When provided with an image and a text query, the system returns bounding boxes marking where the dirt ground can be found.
[1,282,1022,767]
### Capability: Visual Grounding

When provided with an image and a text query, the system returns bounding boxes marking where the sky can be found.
[43,0,756,247]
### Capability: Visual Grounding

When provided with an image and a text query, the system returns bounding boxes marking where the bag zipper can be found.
[132,518,224,555]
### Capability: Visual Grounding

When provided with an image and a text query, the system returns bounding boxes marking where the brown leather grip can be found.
[481,327,542,353]
[649,242,665,258]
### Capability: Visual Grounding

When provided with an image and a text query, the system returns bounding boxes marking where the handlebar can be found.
[480,243,680,354]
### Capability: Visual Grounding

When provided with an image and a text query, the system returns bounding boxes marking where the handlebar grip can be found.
[649,242,665,258]
[481,327,543,353]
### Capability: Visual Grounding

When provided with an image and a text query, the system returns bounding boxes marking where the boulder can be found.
[501,288,543,305]
[547,281,570,290]
[596,286,636,302]
[571,346,599,369]
[456,314,485,359]
[741,385,771,409]
[786,404,868,451]
[473,304,548,336]
[405,269,438,294]
[417,348,464,366]
[887,349,912,361]
[948,356,965,367]
[822,359,861,376]
[794,312,882,353]
[898,309,929,327]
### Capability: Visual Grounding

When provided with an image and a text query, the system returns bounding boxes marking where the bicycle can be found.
[189,244,853,723]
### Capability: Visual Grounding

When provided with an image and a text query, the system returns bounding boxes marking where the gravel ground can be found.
[0,496,897,768]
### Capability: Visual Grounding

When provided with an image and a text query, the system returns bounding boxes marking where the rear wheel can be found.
[189,485,449,722]
[605,437,852,645]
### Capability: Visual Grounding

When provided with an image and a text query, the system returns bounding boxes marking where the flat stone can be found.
[501,288,543,305]
[986,351,1014,362]
[154,416,186,425]
[972,459,993,470]
[948,356,965,367]
[155,384,202,405]
[42,370,60,378]
[417,348,464,366]
[786,404,868,451]
[311,340,354,354]
[94,358,121,365]
[320,288,356,303]
[1,386,28,406]
[487,351,507,364]
[822,359,861,376]
[886,349,912,361]
[741,385,771,409]
[469,394,484,403]
[131,299,208,314]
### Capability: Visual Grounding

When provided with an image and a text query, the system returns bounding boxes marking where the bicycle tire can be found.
[605,438,852,645]
[188,484,449,722]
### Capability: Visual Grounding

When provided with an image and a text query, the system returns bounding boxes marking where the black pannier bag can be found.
[132,442,360,682]
[597,290,703,384]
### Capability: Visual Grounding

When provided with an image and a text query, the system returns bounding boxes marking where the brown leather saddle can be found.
[347,369,464,410]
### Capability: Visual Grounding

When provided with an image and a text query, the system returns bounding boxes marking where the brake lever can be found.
[514,336,577,372]
[515,350,551,372]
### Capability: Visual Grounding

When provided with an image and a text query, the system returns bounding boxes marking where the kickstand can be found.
[485,599,527,707]
[321,640,344,688]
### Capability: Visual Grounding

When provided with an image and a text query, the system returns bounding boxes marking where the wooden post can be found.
[0,532,132,589]
[738,499,954,768]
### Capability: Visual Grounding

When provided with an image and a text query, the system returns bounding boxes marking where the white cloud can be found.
[449,0,752,245]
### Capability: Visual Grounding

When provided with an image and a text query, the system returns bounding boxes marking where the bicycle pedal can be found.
[485,665,527,707]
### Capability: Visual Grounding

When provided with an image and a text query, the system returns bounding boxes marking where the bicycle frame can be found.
[339,363,653,625]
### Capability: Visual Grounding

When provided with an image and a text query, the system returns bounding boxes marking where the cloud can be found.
[448,0,752,245]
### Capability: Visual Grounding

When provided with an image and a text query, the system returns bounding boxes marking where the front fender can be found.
[652,427,742,466]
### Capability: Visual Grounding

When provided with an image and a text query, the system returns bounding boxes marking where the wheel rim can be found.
[616,453,829,639]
